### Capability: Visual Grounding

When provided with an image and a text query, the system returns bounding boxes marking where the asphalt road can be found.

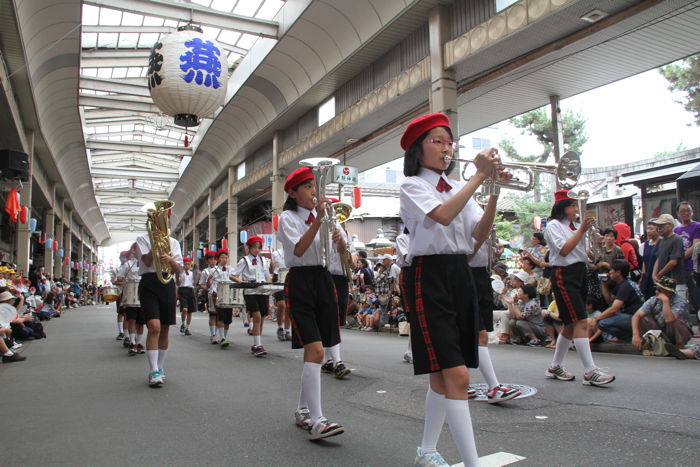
[2,304,697,466]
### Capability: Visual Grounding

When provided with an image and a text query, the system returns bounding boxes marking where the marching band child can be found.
[198,250,219,343]
[231,236,271,357]
[278,166,346,441]
[399,112,501,466]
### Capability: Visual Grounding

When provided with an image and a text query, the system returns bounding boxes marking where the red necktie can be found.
[306,213,315,225]
[252,258,257,265]
[186,271,189,276]
[569,222,576,231]
[222,267,227,271]
[436,178,452,193]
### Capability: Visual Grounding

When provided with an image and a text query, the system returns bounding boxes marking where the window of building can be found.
[495,0,518,12]
[472,137,491,151]
[318,96,335,126]
[237,161,246,180]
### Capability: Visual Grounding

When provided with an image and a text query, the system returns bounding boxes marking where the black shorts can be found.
[197,289,208,311]
[332,274,349,326]
[216,307,233,325]
[244,294,269,317]
[285,266,340,350]
[399,267,411,314]
[405,255,479,375]
[116,299,125,314]
[138,273,177,325]
[124,306,146,325]
[552,262,588,324]
[471,266,494,333]
[178,287,196,313]
[273,289,285,303]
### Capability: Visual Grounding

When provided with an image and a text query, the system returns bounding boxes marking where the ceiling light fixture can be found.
[580,9,608,23]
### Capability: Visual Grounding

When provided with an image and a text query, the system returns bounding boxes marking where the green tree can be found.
[499,107,588,201]
[660,54,700,126]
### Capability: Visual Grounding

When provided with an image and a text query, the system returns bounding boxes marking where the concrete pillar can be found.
[16,132,34,275]
[428,5,458,181]
[550,95,564,192]
[227,191,238,264]
[79,227,84,281]
[53,200,64,279]
[63,210,72,279]
[271,132,284,250]
[192,207,200,266]
[208,188,216,249]
[43,184,56,275]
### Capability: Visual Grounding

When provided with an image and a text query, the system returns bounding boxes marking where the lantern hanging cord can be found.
[5,23,82,81]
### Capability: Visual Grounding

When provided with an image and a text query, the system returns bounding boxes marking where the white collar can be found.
[417,168,450,189]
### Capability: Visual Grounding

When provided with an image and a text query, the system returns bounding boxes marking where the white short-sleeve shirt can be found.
[544,219,588,267]
[395,233,410,268]
[177,269,195,288]
[278,207,323,268]
[400,168,482,263]
[328,224,349,276]
[135,234,183,276]
[232,255,270,282]
[121,259,141,281]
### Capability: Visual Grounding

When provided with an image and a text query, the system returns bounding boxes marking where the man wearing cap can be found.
[176,257,196,336]
[652,214,686,299]
[631,276,692,351]
[198,250,219,342]
[231,236,272,357]
[673,201,700,310]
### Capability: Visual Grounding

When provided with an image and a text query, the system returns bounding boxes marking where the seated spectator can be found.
[586,299,604,343]
[36,292,60,320]
[542,299,563,348]
[593,259,644,342]
[593,228,624,273]
[360,299,382,331]
[0,324,26,363]
[356,300,372,328]
[505,284,546,346]
[345,294,359,328]
[631,277,692,351]
[665,343,700,360]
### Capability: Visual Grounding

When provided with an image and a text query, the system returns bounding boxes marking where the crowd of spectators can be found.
[490,201,700,360]
[0,261,99,364]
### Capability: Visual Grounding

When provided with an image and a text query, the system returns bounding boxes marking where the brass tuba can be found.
[332,201,354,282]
[147,200,175,284]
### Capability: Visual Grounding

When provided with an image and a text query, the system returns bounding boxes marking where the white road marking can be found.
[451,451,526,467]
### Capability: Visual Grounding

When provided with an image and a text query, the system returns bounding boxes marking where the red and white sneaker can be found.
[487,384,522,404]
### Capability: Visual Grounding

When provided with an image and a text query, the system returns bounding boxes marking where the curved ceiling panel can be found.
[324,0,383,43]
[15,0,109,243]
[255,64,298,106]
[276,37,327,81]
[265,50,312,95]
[294,19,343,66]
[304,2,361,56]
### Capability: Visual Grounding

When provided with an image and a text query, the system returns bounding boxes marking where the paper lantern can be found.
[19,206,28,224]
[222,238,228,250]
[196,249,202,259]
[58,248,64,258]
[46,238,53,249]
[352,187,362,209]
[239,230,248,244]
[533,216,542,230]
[272,214,279,231]
[210,244,216,251]
[29,218,37,232]
[64,257,69,265]
[53,240,58,252]
[147,25,228,127]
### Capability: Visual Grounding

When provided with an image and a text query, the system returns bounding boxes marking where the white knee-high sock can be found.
[300,362,323,423]
[478,346,499,390]
[573,337,596,373]
[118,322,123,333]
[421,387,446,454]
[218,327,224,339]
[445,398,479,466]
[407,335,412,351]
[157,349,168,370]
[209,325,216,336]
[324,348,331,361]
[146,350,158,372]
[254,335,261,346]
[551,336,572,367]
[329,344,341,363]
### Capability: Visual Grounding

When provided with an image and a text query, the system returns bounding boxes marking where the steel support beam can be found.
[86,140,192,156]
[83,0,278,38]
[80,76,150,97]
[92,168,180,182]
[79,95,160,114]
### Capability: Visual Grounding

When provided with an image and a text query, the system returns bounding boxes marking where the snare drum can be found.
[121,280,140,307]
[102,286,121,303]
[216,282,237,308]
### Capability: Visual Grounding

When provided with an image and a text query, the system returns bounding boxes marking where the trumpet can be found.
[568,189,601,258]
[445,150,581,200]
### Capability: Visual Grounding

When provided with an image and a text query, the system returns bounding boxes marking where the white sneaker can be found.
[11,342,23,350]
[583,367,615,386]
[403,350,413,363]
[308,417,344,440]
[294,408,312,430]
[414,447,449,467]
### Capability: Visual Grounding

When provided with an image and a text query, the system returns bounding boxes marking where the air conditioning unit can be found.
[0,150,29,181]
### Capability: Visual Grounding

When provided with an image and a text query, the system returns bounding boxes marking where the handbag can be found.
[536,277,552,296]
[641,330,669,357]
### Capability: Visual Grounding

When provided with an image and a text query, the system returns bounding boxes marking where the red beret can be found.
[119,250,129,257]
[204,249,216,258]
[554,189,572,203]
[284,167,314,194]
[400,113,451,150]
[183,257,192,263]
[246,235,264,247]
[215,248,228,258]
